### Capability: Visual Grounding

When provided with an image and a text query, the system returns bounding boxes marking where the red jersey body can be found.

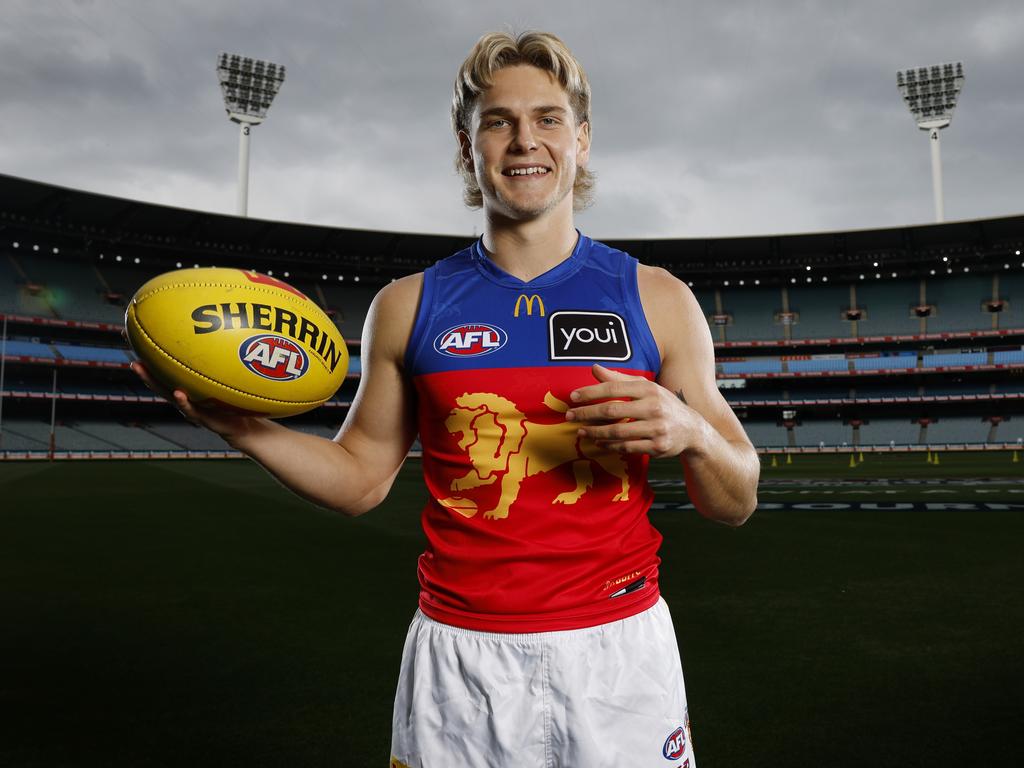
[405,234,664,632]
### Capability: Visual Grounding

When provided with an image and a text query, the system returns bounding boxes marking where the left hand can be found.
[565,364,707,458]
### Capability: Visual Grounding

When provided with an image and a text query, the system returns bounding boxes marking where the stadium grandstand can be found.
[2,171,1024,459]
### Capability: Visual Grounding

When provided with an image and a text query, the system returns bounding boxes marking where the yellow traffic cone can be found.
[933,452,940,466]
[786,453,792,465]
[1013,451,1019,464]
[858,451,864,463]
[771,455,778,468]
[926,450,932,464]
[848,454,856,468]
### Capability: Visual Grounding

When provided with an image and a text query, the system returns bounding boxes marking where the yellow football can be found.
[125,267,349,418]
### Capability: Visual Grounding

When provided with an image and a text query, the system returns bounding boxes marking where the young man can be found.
[136,30,758,768]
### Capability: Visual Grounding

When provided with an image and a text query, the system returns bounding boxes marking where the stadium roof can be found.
[2,173,1023,287]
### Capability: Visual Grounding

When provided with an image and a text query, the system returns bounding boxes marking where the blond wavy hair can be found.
[452,30,595,211]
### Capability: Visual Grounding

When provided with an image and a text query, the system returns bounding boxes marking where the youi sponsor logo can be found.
[549,311,631,361]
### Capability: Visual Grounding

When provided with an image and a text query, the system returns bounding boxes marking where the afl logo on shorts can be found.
[663,726,686,760]
[434,323,508,357]
[239,334,309,381]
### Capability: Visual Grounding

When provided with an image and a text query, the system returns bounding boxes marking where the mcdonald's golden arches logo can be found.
[514,293,545,317]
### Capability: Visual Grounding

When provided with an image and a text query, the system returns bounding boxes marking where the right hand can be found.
[130,361,257,444]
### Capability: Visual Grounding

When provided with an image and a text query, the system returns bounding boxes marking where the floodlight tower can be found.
[216,53,286,217]
[896,62,965,223]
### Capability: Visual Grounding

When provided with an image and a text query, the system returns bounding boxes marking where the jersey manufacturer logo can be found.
[549,311,631,361]
[513,293,545,317]
[239,334,309,380]
[433,324,508,357]
[663,726,687,760]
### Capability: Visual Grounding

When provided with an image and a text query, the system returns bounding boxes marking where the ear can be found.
[457,130,474,173]
[576,121,591,167]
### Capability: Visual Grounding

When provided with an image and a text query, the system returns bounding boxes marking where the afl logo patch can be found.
[239,334,309,381]
[549,311,631,361]
[663,726,686,760]
[433,323,508,357]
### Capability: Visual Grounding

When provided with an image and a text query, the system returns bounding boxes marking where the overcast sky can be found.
[1,0,1022,240]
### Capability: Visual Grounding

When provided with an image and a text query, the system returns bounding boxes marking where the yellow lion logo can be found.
[440,391,631,520]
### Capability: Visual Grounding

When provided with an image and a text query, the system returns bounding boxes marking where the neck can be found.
[481,200,578,282]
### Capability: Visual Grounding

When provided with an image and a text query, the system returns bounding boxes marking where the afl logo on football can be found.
[433,323,508,357]
[239,334,309,381]
[663,726,686,760]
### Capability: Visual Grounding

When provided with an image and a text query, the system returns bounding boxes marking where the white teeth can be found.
[506,167,549,176]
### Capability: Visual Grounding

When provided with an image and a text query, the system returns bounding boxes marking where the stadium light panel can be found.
[216,53,286,124]
[896,62,964,130]
[33,245,39,251]
[11,242,17,248]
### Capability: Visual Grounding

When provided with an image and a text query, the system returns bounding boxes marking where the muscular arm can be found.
[640,266,759,525]
[140,274,422,517]
[565,267,758,526]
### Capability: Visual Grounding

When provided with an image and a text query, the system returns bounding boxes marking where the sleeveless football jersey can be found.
[405,233,664,632]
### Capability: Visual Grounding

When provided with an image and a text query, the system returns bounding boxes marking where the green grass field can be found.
[1,456,1022,766]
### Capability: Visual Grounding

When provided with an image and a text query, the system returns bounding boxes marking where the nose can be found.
[510,121,537,152]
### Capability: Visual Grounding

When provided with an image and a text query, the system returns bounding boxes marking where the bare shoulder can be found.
[637,264,699,312]
[371,272,424,316]
[363,272,424,360]
[636,265,707,360]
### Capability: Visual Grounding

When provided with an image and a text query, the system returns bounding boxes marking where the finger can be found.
[577,420,651,442]
[569,379,652,404]
[567,398,649,423]
[594,438,658,455]
[131,362,174,400]
[171,389,204,424]
[590,363,643,382]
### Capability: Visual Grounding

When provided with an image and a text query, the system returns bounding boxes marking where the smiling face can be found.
[460,65,591,222]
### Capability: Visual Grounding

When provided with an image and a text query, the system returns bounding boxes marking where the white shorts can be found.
[390,598,695,768]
